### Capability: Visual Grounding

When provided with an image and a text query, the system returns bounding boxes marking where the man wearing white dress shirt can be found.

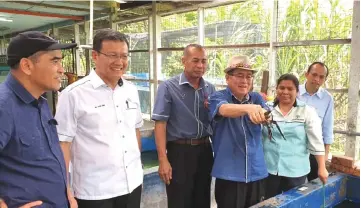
[55,29,143,208]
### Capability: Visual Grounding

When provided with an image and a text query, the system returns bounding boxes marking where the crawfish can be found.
[264,111,286,141]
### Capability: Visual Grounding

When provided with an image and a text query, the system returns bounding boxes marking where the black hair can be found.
[11,63,19,70]
[307,62,329,77]
[273,73,299,107]
[11,51,43,70]
[93,29,129,52]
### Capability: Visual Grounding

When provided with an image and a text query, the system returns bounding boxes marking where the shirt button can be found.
[125,151,127,153]
[126,166,128,169]
[122,135,125,138]
[119,120,122,123]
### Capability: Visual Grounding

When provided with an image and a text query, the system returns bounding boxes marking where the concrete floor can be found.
[141,167,217,208]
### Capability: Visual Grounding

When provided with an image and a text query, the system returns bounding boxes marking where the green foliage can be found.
[161,11,198,31]
[161,50,183,79]
[111,1,353,154]
[119,21,148,34]
[276,0,352,85]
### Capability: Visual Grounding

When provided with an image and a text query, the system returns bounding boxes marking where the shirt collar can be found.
[274,98,303,115]
[5,73,37,104]
[300,83,323,99]
[89,69,125,90]
[178,72,208,89]
[89,69,109,89]
[225,87,250,103]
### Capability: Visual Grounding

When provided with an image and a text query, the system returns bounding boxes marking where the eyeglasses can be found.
[229,73,254,80]
[97,51,130,61]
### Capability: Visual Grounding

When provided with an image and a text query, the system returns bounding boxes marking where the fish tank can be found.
[251,173,359,208]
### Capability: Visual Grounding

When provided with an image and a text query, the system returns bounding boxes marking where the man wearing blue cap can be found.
[0,31,77,208]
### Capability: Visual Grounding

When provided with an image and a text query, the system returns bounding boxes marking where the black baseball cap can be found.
[7,31,77,67]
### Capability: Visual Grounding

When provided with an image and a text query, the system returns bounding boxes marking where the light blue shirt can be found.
[298,84,334,144]
[262,100,325,177]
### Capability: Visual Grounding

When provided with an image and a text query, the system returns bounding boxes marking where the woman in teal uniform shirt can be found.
[262,74,329,199]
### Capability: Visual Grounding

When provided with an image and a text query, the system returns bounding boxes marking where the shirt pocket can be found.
[18,130,46,160]
[283,121,308,155]
[125,100,138,127]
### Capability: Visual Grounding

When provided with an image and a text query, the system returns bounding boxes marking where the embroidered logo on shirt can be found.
[95,104,105,108]
[180,93,186,99]
[292,115,305,122]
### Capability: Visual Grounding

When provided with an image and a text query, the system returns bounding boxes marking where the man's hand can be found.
[245,104,267,124]
[0,199,6,208]
[67,187,78,208]
[158,158,172,185]
[0,199,43,208]
[19,201,43,208]
[318,167,329,184]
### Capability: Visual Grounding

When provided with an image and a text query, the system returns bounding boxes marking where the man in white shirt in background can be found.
[55,29,143,208]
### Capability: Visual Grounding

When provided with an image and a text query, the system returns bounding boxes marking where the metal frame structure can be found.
[0,0,359,157]
[112,0,359,158]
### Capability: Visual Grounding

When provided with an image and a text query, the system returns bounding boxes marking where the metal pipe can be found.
[334,130,360,137]
[89,0,93,44]
[0,8,83,20]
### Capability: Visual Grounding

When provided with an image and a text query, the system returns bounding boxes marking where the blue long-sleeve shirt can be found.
[209,89,268,183]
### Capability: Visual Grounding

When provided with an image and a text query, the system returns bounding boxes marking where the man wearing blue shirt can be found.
[298,62,334,181]
[208,55,268,208]
[152,44,215,208]
[0,31,77,208]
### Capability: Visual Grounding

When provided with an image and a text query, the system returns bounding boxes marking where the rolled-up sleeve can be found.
[152,82,172,121]
[208,92,228,119]
[55,90,77,143]
[322,96,334,144]
[305,106,325,155]
[0,107,13,151]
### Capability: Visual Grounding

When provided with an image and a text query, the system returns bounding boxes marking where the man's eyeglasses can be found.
[229,73,254,81]
[96,51,130,61]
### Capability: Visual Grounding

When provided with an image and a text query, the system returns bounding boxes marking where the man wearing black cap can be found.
[0,31,77,208]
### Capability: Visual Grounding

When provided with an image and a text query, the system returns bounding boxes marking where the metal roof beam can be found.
[0,8,84,21]
[10,1,92,12]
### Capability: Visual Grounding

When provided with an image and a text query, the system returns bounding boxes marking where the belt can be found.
[171,136,210,146]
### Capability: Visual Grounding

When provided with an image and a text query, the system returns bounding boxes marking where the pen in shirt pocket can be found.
[126,99,137,109]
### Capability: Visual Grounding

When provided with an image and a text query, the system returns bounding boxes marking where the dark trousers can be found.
[76,185,142,208]
[166,142,214,208]
[215,178,265,208]
[265,174,306,199]
[307,154,318,182]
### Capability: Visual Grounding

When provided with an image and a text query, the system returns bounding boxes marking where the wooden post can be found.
[261,70,269,94]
